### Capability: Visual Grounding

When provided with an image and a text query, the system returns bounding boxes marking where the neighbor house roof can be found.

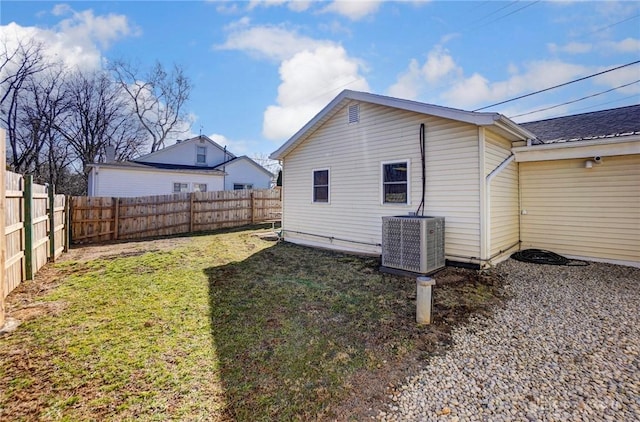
[270,90,537,160]
[86,160,225,175]
[520,104,640,144]
[135,135,236,162]
[213,155,275,177]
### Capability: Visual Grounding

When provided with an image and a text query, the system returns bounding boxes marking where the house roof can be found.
[135,135,236,162]
[213,155,275,177]
[86,160,225,175]
[270,89,536,160]
[520,104,640,144]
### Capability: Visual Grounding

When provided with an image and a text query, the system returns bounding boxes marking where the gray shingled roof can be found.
[88,160,223,173]
[520,104,640,144]
[130,161,222,171]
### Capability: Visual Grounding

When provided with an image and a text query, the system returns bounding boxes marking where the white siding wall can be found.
[520,154,640,264]
[90,167,224,197]
[223,159,273,190]
[485,130,520,259]
[282,101,481,261]
[137,139,230,166]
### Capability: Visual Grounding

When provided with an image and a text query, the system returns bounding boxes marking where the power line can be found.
[468,1,520,26]
[587,13,640,36]
[557,94,640,116]
[475,1,541,30]
[473,60,640,111]
[509,79,640,118]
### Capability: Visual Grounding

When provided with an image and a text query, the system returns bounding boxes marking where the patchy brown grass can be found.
[0,227,504,421]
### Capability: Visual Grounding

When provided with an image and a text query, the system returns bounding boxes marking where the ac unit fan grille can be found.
[382,216,445,274]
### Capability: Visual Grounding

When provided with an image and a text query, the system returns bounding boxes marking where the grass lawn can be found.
[0,227,503,421]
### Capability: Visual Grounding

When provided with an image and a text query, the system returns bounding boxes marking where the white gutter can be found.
[513,135,640,162]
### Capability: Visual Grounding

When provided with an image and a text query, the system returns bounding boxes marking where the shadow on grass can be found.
[204,242,502,421]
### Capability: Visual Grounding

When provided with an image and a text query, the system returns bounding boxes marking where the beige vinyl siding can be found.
[520,154,640,264]
[484,130,520,258]
[282,100,481,261]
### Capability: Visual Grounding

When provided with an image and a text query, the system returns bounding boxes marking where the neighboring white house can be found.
[270,90,640,268]
[87,135,274,197]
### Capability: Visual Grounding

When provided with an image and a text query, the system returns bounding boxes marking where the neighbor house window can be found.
[382,161,409,204]
[173,182,188,193]
[233,183,253,190]
[312,169,329,203]
[193,183,207,192]
[196,146,207,164]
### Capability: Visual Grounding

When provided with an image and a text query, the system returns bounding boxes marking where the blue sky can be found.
[1,1,639,157]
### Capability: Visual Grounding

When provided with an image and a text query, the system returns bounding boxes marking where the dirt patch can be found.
[66,236,192,263]
[328,267,505,420]
[10,301,68,321]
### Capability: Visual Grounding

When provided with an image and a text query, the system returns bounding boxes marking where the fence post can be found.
[0,129,6,327]
[48,184,56,262]
[251,192,255,224]
[24,175,34,280]
[189,193,195,233]
[64,196,70,252]
[113,197,119,241]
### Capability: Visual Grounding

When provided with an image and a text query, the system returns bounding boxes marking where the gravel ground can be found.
[378,259,640,422]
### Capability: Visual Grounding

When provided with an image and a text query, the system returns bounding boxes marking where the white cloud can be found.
[321,0,383,20]
[387,46,461,100]
[548,41,593,54]
[0,6,138,71]
[219,22,369,141]
[209,133,251,155]
[51,4,72,16]
[288,1,313,12]
[592,64,640,95]
[56,6,139,50]
[263,45,369,140]
[441,73,491,108]
[441,60,589,109]
[246,0,380,18]
[387,59,422,100]
[603,37,640,53]
[215,2,241,14]
[248,0,312,12]
[215,24,329,62]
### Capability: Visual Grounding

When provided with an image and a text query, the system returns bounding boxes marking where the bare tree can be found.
[22,66,75,188]
[252,152,281,175]
[110,59,192,152]
[0,37,48,106]
[54,69,145,176]
[0,37,50,172]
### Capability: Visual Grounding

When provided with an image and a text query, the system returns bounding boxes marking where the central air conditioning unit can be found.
[381,216,445,275]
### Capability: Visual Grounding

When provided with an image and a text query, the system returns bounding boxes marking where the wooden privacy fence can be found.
[3,172,68,301]
[71,188,282,244]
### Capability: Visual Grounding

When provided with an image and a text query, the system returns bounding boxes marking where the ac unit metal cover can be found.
[382,216,445,274]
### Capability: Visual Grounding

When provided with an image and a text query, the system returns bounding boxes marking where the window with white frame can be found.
[173,182,189,193]
[312,169,329,203]
[233,183,253,190]
[193,183,207,192]
[196,146,207,164]
[382,161,409,204]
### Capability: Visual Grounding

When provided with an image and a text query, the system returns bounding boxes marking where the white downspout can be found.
[90,166,99,196]
[485,153,516,262]
[478,127,488,264]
